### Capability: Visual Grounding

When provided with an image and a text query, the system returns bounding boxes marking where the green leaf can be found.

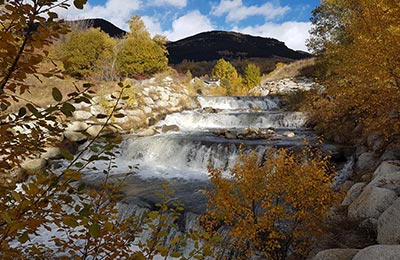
[26,103,42,118]
[61,150,74,161]
[113,113,125,118]
[96,114,108,119]
[89,223,101,237]
[61,103,76,117]
[147,211,159,219]
[63,217,78,228]
[170,251,182,258]
[18,107,27,117]
[52,87,63,102]
[18,232,30,244]
[73,0,87,9]
[79,206,90,217]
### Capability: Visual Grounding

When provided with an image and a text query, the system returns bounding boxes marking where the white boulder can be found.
[352,245,400,260]
[348,186,397,221]
[377,197,400,244]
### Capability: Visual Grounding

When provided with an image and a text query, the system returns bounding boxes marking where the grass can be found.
[263,58,316,82]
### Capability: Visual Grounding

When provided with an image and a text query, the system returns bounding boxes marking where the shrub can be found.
[116,16,168,78]
[203,147,339,260]
[60,28,115,79]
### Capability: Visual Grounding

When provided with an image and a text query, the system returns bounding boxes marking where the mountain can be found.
[166,31,311,64]
[69,18,127,38]
[71,19,310,64]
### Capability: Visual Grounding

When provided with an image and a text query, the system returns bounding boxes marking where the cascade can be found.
[51,95,323,258]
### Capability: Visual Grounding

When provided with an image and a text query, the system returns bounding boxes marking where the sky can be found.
[58,0,321,51]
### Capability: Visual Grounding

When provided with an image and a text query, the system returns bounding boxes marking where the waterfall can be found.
[197,96,280,110]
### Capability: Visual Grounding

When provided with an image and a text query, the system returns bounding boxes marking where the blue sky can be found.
[59,0,320,51]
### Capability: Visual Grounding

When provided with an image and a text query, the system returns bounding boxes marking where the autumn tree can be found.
[0,1,208,259]
[203,147,339,260]
[242,63,261,91]
[60,27,115,79]
[306,0,400,143]
[117,15,168,78]
[212,58,241,95]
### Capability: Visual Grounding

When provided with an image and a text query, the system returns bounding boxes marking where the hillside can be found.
[74,19,311,65]
[166,31,311,64]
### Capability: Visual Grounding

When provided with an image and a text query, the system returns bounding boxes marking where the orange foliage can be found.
[203,147,339,260]
[307,0,400,142]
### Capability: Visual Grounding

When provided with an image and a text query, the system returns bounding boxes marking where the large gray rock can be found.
[64,131,87,142]
[348,187,397,221]
[21,158,47,171]
[377,197,400,244]
[367,170,400,195]
[367,134,385,153]
[352,245,400,260]
[356,152,379,173]
[41,147,61,160]
[373,161,400,178]
[342,182,366,206]
[381,142,400,161]
[66,121,89,132]
[73,110,93,121]
[312,249,359,260]
[86,125,103,137]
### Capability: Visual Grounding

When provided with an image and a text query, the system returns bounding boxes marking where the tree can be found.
[212,58,238,81]
[203,147,339,259]
[60,28,115,79]
[116,15,168,78]
[212,58,240,95]
[243,63,261,91]
[306,0,400,142]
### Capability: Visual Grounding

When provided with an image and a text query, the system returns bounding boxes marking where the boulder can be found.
[367,170,400,195]
[21,158,47,171]
[66,121,89,132]
[73,110,93,121]
[159,91,169,101]
[377,197,400,244]
[381,142,400,161]
[373,161,400,179]
[64,131,87,142]
[312,249,359,260]
[86,125,103,137]
[143,106,152,114]
[143,97,154,106]
[348,187,397,221]
[41,147,61,160]
[352,245,400,260]
[137,128,156,137]
[342,182,366,206]
[356,152,379,173]
[161,125,179,133]
[367,134,385,152]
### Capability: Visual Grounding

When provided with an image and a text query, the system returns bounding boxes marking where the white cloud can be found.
[163,10,214,41]
[233,22,312,51]
[148,0,187,8]
[141,16,163,36]
[57,0,142,31]
[211,0,290,23]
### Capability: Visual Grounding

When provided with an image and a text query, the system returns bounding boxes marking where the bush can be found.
[203,147,339,259]
[60,28,115,79]
[116,16,168,78]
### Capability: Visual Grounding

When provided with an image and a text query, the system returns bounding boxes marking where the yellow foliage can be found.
[203,147,339,259]
[307,0,400,142]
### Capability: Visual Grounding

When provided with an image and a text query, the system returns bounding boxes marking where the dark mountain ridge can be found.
[72,19,311,64]
[166,30,311,64]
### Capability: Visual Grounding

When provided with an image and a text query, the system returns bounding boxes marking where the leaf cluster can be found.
[203,147,340,259]
[306,0,400,143]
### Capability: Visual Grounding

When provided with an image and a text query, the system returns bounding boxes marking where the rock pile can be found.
[312,137,400,260]
[250,77,320,95]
